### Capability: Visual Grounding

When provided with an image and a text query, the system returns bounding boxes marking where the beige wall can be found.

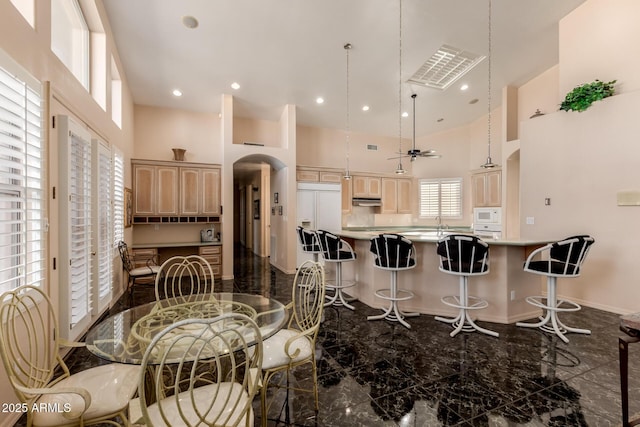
[517,65,560,135]
[234,116,280,147]
[0,1,135,425]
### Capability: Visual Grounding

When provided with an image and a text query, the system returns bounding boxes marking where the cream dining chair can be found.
[260,260,325,426]
[154,255,215,303]
[0,285,140,427]
[138,313,263,427]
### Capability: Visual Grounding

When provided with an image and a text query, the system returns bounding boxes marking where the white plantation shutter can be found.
[112,148,124,293]
[58,115,92,340]
[92,139,111,314]
[419,178,462,218]
[0,60,44,294]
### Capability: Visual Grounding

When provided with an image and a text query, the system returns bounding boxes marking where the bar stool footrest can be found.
[524,295,581,312]
[374,289,414,302]
[325,279,356,290]
[440,295,488,311]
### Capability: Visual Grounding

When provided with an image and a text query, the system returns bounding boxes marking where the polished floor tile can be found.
[17,245,635,426]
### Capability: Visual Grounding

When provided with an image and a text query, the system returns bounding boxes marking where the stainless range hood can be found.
[352,197,382,207]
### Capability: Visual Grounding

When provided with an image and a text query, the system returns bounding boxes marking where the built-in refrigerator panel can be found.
[296,182,341,266]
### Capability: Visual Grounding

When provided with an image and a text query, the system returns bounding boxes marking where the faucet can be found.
[436,216,443,236]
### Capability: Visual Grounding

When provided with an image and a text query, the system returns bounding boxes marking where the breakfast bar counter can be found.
[331,229,553,324]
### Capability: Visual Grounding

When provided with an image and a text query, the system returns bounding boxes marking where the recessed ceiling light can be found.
[316,97,324,104]
[469,98,479,104]
[172,89,183,97]
[437,118,444,122]
[231,82,240,90]
[182,16,199,29]
[362,105,370,111]
[402,111,409,118]
[460,84,469,91]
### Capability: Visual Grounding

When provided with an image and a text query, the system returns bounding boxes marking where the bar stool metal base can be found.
[368,270,418,329]
[516,276,590,343]
[324,261,357,310]
[435,277,498,337]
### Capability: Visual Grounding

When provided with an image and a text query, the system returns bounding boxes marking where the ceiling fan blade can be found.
[387,155,409,160]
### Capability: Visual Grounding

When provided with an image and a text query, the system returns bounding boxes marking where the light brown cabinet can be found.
[381,178,413,214]
[472,170,501,207]
[352,175,381,198]
[199,245,222,278]
[179,167,221,215]
[296,167,344,183]
[132,160,221,220]
[341,178,352,214]
[133,164,179,216]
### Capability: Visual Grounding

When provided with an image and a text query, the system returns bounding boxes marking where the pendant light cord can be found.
[395,0,406,174]
[487,0,492,161]
[344,43,352,179]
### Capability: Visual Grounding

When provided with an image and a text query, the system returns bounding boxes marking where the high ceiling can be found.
[103,0,585,139]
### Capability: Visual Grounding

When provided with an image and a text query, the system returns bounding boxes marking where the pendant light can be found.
[481,0,499,169]
[395,0,406,175]
[343,43,352,180]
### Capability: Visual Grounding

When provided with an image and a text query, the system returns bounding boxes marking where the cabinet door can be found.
[319,171,342,183]
[157,166,179,215]
[180,168,200,215]
[472,173,487,207]
[352,176,368,198]
[296,169,319,182]
[133,165,155,215]
[341,178,352,214]
[201,168,221,215]
[486,170,502,207]
[381,178,398,214]
[367,177,382,198]
[397,179,412,214]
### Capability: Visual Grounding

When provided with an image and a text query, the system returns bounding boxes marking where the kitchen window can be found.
[419,178,462,219]
[0,54,45,294]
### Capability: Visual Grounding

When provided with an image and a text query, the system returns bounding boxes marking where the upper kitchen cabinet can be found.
[296,166,343,183]
[381,178,412,214]
[342,178,352,214]
[132,159,221,222]
[180,167,221,215]
[352,175,381,198]
[472,169,501,207]
[133,163,178,216]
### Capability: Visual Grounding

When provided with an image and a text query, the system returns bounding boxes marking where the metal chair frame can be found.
[296,226,322,262]
[154,255,215,304]
[139,314,263,427]
[260,261,326,426]
[316,230,357,310]
[118,240,160,296]
[0,285,140,427]
[368,234,419,329]
[435,234,498,338]
[516,235,595,343]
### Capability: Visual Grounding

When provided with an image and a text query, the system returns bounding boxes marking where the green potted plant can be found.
[560,79,616,112]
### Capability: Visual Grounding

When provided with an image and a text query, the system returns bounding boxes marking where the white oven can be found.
[473,207,502,239]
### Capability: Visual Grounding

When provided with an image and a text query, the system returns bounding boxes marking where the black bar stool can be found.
[368,234,419,328]
[516,235,595,343]
[296,226,321,262]
[435,234,498,337]
[316,230,357,310]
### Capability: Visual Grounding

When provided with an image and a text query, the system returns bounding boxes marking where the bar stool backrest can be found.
[316,229,341,260]
[437,234,489,275]
[526,235,595,276]
[370,234,416,269]
[296,226,320,253]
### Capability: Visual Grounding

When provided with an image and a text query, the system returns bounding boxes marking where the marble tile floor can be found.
[16,245,639,426]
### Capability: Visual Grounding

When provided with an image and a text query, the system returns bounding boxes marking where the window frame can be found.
[418,177,463,219]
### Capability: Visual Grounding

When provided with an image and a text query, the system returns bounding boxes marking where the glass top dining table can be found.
[85,293,287,364]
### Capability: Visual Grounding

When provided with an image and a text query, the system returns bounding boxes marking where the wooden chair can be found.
[138,314,263,426]
[260,260,325,426]
[0,285,140,427]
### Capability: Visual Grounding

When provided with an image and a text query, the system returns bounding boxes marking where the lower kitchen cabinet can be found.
[199,245,222,278]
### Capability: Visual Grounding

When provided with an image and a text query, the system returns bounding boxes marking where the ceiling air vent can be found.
[407,44,485,90]
[367,144,378,151]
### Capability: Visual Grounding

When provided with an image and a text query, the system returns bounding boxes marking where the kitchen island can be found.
[330,229,552,324]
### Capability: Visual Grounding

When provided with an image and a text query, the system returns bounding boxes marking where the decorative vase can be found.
[172,148,186,161]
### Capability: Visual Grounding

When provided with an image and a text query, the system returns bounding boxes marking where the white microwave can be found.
[473,207,502,225]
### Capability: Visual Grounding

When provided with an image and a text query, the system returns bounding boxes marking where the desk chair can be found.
[516,235,595,343]
[316,229,357,310]
[435,234,498,337]
[368,233,419,329]
[118,241,160,296]
[0,285,140,427]
[296,226,322,262]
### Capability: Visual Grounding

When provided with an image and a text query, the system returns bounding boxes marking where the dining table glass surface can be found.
[85,292,287,364]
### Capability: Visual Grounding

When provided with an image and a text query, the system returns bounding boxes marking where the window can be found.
[419,178,462,219]
[0,55,44,294]
[51,0,89,90]
[9,0,34,27]
[112,148,124,247]
[110,57,122,128]
[92,139,111,314]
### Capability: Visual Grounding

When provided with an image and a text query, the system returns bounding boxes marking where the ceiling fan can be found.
[388,93,441,162]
